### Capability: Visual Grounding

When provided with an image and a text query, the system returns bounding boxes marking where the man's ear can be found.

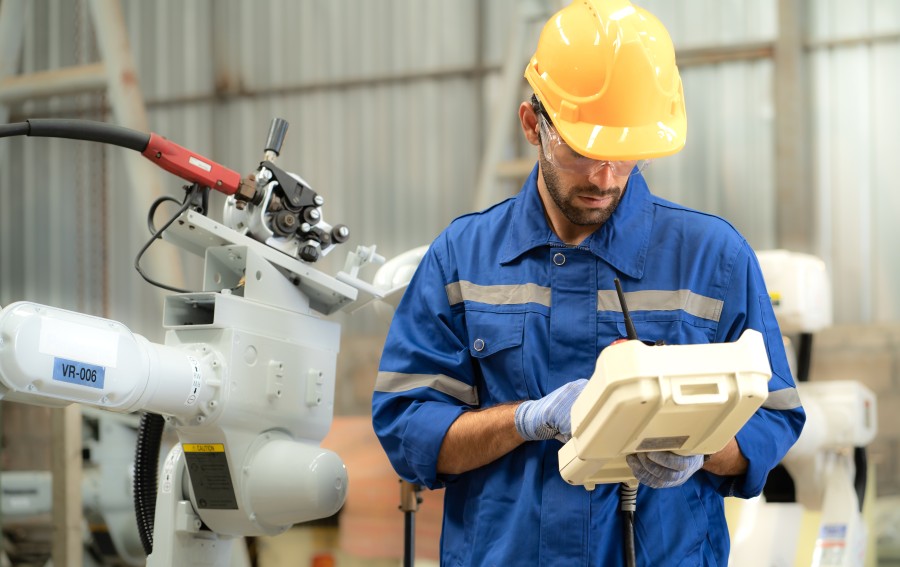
[519,101,541,146]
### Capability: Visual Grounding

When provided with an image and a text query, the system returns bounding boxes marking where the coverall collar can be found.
[499,164,652,279]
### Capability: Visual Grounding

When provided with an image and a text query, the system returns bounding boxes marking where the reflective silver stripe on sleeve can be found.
[375,371,480,406]
[446,280,552,307]
[761,387,802,410]
[597,289,724,322]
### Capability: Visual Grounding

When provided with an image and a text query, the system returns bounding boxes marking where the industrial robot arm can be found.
[0,117,386,566]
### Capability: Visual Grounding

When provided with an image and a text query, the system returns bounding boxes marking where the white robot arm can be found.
[725,250,878,567]
[0,245,350,566]
[784,381,876,511]
[0,302,217,416]
[0,117,387,567]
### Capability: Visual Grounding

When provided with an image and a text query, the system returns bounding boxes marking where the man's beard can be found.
[540,153,624,227]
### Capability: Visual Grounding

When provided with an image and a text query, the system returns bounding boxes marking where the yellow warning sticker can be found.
[182,444,238,509]
[182,443,225,453]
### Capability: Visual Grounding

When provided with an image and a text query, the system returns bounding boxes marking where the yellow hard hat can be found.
[524,0,686,161]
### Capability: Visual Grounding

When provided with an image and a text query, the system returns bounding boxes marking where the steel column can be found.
[774,0,812,252]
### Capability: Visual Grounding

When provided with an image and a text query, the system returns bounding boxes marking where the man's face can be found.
[538,147,627,228]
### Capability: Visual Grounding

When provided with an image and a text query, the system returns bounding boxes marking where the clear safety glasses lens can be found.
[538,114,648,177]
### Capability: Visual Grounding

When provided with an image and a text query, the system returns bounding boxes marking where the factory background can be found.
[0,0,898,565]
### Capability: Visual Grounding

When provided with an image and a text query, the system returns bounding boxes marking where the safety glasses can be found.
[537,113,649,177]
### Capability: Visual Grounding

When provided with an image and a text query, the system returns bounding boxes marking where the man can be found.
[372,1,805,565]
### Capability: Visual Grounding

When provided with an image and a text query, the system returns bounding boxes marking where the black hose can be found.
[796,332,813,382]
[620,482,638,567]
[854,446,868,512]
[28,118,150,151]
[0,122,29,138]
[133,412,166,556]
[622,512,636,567]
[0,118,150,151]
[404,511,415,567]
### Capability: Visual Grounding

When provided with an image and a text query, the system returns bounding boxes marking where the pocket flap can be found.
[465,310,525,358]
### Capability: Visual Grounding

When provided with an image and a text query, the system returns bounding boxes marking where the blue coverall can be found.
[372,166,805,566]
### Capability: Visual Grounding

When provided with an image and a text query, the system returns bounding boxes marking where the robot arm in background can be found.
[2,411,152,566]
[783,381,876,510]
[0,118,387,567]
[719,249,878,567]
[756,249,877,510]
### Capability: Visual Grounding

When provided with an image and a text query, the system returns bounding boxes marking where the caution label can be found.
[183,443,224,453]
[182,443,238,510]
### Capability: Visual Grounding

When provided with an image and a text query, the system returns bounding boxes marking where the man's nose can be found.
[587,163,617,187]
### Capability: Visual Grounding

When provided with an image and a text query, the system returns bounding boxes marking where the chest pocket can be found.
[464,310,529,404]
[612,312,715,346]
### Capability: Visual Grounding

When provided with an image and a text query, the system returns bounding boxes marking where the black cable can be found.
[854,446,868,513]
[25,118,150,151]
[1,118,151,150]
[622,512,636,567]
[0,122,30,138]
[612,280,639,566]
[133,412,166,556]
[146,195,183,236]
[619,482,638,567]
[796,332,813,382]
[404,511,415,567]
[134,185,200,293]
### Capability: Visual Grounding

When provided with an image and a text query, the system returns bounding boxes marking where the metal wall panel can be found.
[1,0,490,339]
[1,0,109,320]
[637,0,778,249]
[808,0,900,323]
[643,59,777,251]
[642,0,776,47]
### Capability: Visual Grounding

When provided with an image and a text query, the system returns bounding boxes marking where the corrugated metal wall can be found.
[0,0,501,341]
[1,0,899,342]
[808,0,900,323]
[640,0,778,250]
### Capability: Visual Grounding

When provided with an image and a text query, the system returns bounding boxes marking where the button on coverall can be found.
[372,167,805,566]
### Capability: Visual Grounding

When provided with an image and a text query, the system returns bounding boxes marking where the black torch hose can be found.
[133,412,166,556]
[0,122,29,138]
[0,118,150,151]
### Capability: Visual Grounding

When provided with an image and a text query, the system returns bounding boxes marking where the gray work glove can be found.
[514,379,588,442]
[626,451,704,488]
